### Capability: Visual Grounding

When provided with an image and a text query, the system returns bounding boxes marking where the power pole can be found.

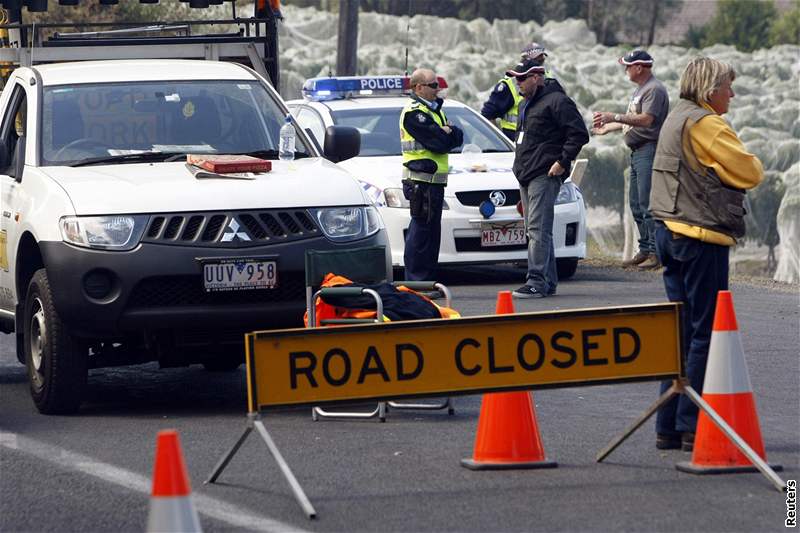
[336,0,359,76]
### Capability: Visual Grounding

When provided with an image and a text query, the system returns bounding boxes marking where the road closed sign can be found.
[244,303,683,412]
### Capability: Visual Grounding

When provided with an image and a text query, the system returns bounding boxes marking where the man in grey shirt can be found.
[592,50,669,269]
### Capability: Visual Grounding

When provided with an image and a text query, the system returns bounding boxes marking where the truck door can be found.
[0,83,28,316]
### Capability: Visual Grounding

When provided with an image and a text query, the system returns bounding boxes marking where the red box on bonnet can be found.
[186,154,271,173]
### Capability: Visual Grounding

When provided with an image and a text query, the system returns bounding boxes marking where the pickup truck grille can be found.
[142,209,319,247]
[128,274,306,308]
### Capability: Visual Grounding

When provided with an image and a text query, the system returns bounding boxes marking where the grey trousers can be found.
[519,175,561,294]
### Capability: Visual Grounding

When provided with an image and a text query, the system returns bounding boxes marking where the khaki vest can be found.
[399,100,449,184]
[650,99,747,239]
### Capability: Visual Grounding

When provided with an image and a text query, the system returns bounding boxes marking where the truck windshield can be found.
[329,106,513,157]
[41,80,309,165]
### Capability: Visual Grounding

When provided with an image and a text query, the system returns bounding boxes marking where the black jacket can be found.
[512,79,589,186]
[402,96,464,154]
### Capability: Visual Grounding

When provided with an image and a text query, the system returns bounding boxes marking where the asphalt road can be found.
[1,263,797,532]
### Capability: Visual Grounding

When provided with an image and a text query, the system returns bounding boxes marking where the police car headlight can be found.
[60,215,147,251]
[311,206,384,241]
[383,188,409,208]
[555,182,578,205]
[383,189,449,210]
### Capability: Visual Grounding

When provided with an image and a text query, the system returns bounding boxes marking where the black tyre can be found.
[202,358,242,372]
[24,269,88,414]
[556,258,579,280]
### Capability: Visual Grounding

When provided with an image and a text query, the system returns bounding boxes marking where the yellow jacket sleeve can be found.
[689,109,764,190]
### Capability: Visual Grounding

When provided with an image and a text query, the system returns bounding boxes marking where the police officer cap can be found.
[521,42,547,60]
[506,58,546,77]
[618,50,654,66]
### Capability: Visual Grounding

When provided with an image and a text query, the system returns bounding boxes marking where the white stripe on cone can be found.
[703,330,753,395]
[147,495,202,533]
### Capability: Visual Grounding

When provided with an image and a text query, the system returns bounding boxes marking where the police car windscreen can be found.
[41,80,310,166]
[330,107,513,157]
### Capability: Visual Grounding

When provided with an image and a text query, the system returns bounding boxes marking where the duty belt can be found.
[402,167,448,185]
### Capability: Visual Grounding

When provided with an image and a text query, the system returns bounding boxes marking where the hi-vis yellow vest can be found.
[499,76,524,133]
[399,100,449,185]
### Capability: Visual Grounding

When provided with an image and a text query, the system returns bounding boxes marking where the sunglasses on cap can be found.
[419,81,439,89]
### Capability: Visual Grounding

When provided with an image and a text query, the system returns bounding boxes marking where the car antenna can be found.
[404,0,411,75]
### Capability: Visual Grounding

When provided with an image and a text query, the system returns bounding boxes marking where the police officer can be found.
[400,68,463,281]
[481,43,550,141]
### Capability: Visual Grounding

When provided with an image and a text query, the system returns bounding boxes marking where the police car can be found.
[287,76,586,278]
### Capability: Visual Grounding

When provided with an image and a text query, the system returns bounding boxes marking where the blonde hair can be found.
[679,56,736,106]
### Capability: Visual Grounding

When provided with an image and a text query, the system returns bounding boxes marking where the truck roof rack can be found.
[0,10,281,85]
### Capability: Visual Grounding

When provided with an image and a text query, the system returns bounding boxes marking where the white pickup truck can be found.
[0,57,388,414]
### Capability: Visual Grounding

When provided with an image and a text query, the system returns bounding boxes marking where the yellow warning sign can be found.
[245,303,683,412]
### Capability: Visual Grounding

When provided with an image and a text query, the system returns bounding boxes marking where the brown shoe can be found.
[638,255,662,269]
[622,251,650,267]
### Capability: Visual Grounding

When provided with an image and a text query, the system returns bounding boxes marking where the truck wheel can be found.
[556,258,579,280]
[202,359,242,372]
[24,269,88,414]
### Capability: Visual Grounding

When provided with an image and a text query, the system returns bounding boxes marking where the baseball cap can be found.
[506,58,546,77]
[521,42,548,60]
[618,50,654,66]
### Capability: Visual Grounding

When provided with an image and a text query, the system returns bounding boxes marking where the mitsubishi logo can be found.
[489,190,507,207]
[221,218,251,242]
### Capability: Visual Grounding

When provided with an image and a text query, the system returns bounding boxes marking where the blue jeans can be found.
[630,143,657,255]
[520,175,561,294]
[404,183,445,281]
[654,222,730,435]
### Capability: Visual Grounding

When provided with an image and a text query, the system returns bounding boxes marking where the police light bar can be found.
[302,76,448,101]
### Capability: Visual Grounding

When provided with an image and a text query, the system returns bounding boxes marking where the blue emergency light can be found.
[302,76,448,101]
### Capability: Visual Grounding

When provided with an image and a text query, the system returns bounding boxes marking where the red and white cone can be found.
[677,291,782,475]
[146,430,202,532]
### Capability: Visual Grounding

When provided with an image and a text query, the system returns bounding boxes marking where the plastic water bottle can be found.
[279,115,296,161]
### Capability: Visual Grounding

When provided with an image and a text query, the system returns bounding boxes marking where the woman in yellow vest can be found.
[400,68,463,281]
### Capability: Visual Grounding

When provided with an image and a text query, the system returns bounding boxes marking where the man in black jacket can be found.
[508,58,589,298]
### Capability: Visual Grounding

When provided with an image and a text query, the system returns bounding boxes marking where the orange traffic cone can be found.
[461,292,557,470]
[146,430,202,533]
[677,291,782,475]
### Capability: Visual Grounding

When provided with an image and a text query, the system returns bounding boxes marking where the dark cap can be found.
[521,42,548,60]
[618,50,654,66]
[506,58,546,77]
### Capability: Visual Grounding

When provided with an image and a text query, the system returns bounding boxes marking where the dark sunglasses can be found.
[515,73,537,82]
[419,81,439,89]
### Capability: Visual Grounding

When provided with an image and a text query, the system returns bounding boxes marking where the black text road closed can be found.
[245,303,683,411]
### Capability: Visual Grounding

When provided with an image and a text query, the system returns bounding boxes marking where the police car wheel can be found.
[24,269,88,414]
[556,258,579,280]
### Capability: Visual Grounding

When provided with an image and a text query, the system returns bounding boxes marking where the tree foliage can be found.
[700,0,778,52]
[769,4,800,46]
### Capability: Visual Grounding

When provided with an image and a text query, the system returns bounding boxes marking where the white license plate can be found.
[203,259,277,292]
[480,222,526,247]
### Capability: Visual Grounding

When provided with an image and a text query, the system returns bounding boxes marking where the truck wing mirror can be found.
[323,125,360,163]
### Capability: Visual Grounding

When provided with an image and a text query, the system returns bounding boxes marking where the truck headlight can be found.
[311,206,384,241]
[60,215,147,250]
[555,182,577,205]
